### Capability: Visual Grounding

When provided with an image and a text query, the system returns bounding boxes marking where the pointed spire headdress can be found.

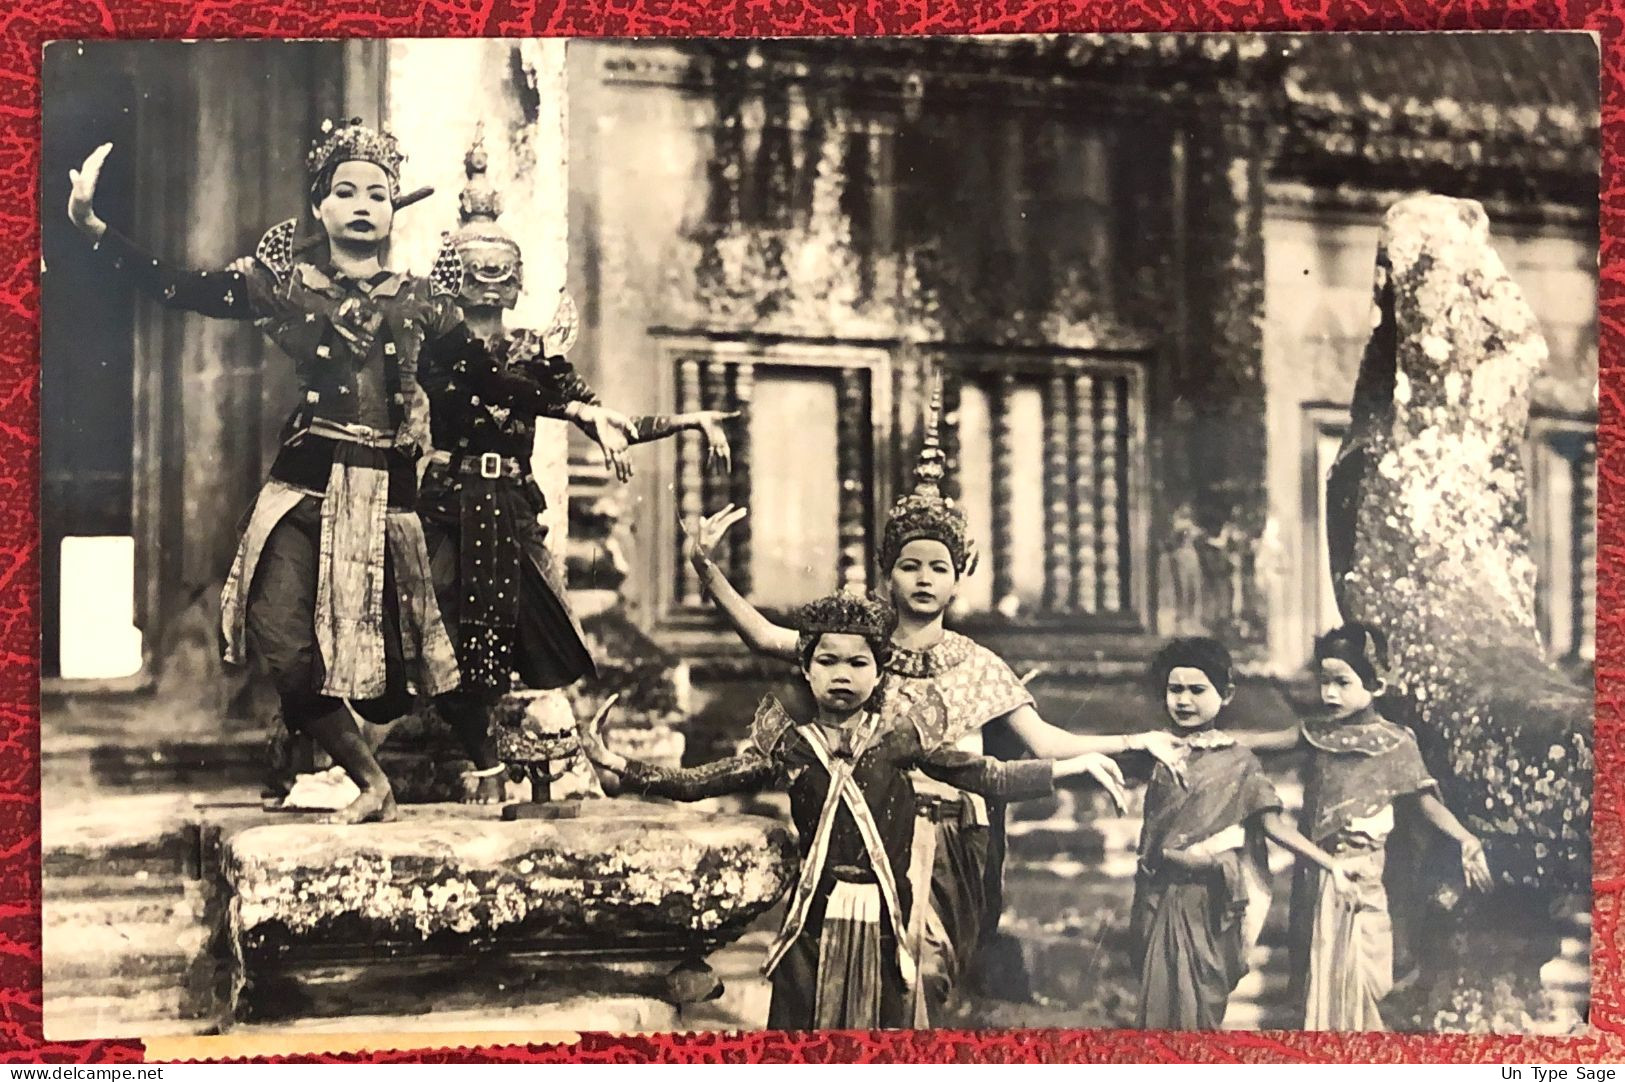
[880,371,971,575]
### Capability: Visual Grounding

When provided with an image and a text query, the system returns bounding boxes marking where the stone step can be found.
[42,892,212,983]
[43,733,267,795]
[43,793,203,880]
[44,989,219,1042]
[43,872,194,902]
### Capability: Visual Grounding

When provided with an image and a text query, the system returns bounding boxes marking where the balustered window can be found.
[941,355,1150,626]
[662,339,890,620]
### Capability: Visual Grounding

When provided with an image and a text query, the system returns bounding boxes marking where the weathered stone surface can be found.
[219,802,794,961]
[1328,194,1592,891]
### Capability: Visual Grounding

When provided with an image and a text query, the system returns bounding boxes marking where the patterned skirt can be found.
[419,463,594,697]
[219,453,460,706]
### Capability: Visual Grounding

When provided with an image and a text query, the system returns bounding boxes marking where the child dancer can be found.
[579,591,1116,1030]
[1133,637,1357,1030]
[1288,623,1491,1031]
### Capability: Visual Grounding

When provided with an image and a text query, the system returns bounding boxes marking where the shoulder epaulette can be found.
[254,218,298,282]
[429,232,464,298]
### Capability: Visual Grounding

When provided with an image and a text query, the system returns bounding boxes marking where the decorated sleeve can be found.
[422,318,583,419]
[1238,753,1286,819]
[91,226,275,319]
[618,749,781,801]
[516,354,602,418]
[1390,727,1439,794]
[912,738,1056,803]
[623,415,690,446]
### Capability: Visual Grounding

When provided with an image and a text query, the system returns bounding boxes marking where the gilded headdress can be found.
[879,374,971,575]
[794,592,898,664]
[439,124,524,310]
[307,118,411,204]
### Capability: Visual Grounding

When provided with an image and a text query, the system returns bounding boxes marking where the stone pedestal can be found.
[215,802,794,1024]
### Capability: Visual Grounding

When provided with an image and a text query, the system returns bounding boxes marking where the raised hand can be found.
[680,503,748,568]
[694,410,741,475]
[1057,751,1128,814]
[68,142,113,238]
[576,693,624,774]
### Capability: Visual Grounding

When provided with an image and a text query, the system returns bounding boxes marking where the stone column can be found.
[1158,107,1271,647]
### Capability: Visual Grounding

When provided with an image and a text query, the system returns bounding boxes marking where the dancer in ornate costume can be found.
[1285,623,1490,1031]
[422,131,737,803]
[1132,637,1357,1030]
[66,123,593,823]
[681,381,1186,1017]
[579,591,1114,1029]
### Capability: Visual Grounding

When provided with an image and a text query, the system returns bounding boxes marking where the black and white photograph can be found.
[39,33,1597,1045]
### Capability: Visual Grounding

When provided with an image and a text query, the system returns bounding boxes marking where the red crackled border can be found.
[0,0,1618,1065]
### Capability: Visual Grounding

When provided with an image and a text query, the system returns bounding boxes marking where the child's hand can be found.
[1461,837,1493,892]
[1327,859,1360,897]
[1056,752,1127,813]
[1159,845,1214,874]
[1131,730,1189,780]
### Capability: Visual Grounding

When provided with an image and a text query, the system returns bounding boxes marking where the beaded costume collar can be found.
[1301,706,1410,756]
[886,630,975,679]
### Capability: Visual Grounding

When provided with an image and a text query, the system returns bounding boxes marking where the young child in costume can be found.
[1132,637,1357,1030]
[578,591,1116,1030]
[682,382,1187,1018]
[65,124,586,823]
[1286,623,1492,1031]
[421,131,737,803]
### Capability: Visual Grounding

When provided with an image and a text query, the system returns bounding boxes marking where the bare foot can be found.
[323,785,398,825]
[462,773,505,805]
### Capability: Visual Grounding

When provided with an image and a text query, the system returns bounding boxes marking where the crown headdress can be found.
[452,124,520,258]
[795,592,899,659]
[880,373,971,574]
[307,118,406,198]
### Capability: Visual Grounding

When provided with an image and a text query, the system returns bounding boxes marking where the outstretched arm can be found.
[1258,809,1357,895]
[1001,704,1188,776]
[1230,727,1303,754]
[70,143,268,320]
[682,505,799,661]
[1406,791,1493,891]
[578,696,779,800]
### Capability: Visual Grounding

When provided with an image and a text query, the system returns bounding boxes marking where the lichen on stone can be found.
[1328,194,1592,892]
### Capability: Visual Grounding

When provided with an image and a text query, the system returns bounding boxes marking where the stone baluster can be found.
[1577,436,1597,659]
[675,356,704,607]
[1097,376,1123,612]
[1070,373,1098,613]
[940,370,963,504]
[729,362,755,595]
[836,369,869,593]
[1043,373,1073,612]
[837,368,869,593]
[702,359,733,571]
[991,373,1016,611]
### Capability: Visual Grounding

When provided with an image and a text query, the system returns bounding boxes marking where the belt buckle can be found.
[479,452,503,479]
